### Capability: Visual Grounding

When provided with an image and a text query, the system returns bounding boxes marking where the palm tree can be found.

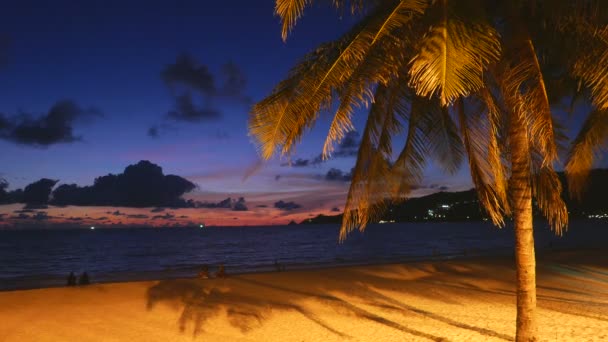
[249,1,608,340]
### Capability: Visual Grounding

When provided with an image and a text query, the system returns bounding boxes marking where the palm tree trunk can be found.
[510,112,538,341]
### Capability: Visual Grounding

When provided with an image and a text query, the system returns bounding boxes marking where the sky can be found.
[0,0,496,228]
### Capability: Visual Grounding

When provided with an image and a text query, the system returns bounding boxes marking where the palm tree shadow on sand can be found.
[145,251,608,341]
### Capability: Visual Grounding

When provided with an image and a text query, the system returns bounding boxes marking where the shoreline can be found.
[1,249,607,341]
[1,245,597,293]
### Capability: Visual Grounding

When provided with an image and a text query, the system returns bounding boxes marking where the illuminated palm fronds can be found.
[251,0,608,239]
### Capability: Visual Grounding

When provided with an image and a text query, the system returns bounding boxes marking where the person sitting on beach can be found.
[67,272,77,286]
[78,272,90,285]
[215,264,226,278]
[274,259,286,272]
[198,265,209,279]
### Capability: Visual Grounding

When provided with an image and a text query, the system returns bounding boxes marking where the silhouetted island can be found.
[302,169,608,225]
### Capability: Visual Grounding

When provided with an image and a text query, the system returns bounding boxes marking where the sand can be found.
[1,250,607,341]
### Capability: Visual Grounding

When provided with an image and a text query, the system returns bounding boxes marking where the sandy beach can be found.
[1,250,607,342]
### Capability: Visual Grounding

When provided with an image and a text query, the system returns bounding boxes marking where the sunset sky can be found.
[1,0,590,228]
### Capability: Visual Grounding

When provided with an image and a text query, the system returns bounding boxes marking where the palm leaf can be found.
[571,26,608,111]
[252,0,427,161]
[565,109,608,198]
[408,0,501,106]
[322,1,426,158]
[457,95,509,226]
[340,82,401,241]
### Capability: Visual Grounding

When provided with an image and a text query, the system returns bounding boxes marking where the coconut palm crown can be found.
[249,1,607,340]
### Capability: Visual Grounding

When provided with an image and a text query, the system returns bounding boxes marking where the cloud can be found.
[0,100,101,146]
[283,131,360,168]
[331,207,341,212]
[127,214,149,219]
[198,197,249,211]
[166,93,221,122]
[23,179,58,205]
[152,213,175,220]
[32,212,50,221]
[150,207,165,213]
[156,54,249,128]
[147,123,177,138]
[51,161,196,208]
[162,54,216,95]
[324,168,352,182]
[233,197,248,211]
[274,200,302,211]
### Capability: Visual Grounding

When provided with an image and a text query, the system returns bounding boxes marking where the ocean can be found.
[1,220,606,290]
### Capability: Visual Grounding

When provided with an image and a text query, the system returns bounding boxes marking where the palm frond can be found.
[530,149,568,235]
[426,102,464,173]
[572,26,608,111]
[457,94,510,226]
[408,0,501,106]
[321,0,428,158]
[565,109,608,198]
[391,94,428,196]
[252,0,427,161]
[496,39,558,165]
[276,0,311,41]
[276,0,384,41]
[340,82,402,241]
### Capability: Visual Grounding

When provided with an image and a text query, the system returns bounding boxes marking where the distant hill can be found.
[301,169,608,225]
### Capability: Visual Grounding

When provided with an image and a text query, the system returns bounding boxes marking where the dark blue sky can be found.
[0,1,491,226]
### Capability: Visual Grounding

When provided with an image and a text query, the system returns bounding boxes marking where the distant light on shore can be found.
[90,226,95,230]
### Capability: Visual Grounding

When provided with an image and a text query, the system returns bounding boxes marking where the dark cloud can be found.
[324,168,352,182]
[95,217,108,221]
[0,178,7,203]
[283,131,360,168]
[150,207,165,213]
[233,197,248,211]
[274,175,281,181]
[274,200,302,211]
[146,123,177,139]
[158,54,249,126]
[439,186,450,191]
[166,93,221,122]
[23,179,58,205]
[32,212,50,221]
[331,207,341,212]
[162,54,216,95]
[51,161,196,208]
[127,214,149,219]
[67,217,83,221]
[152,213,175,220]
[198,197,248,211]
[256,204,268,208]
[220,62,247,98]
[0,100,101,146]
[11,213,30,220]
[147,126,160,138]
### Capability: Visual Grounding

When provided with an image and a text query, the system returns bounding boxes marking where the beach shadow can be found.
[145,251,608,341]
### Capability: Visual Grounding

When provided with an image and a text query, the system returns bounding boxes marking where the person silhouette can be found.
[67,272,76,286]
[78,272,90,285]
[198,265,209,279]
[215,264,226,278]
